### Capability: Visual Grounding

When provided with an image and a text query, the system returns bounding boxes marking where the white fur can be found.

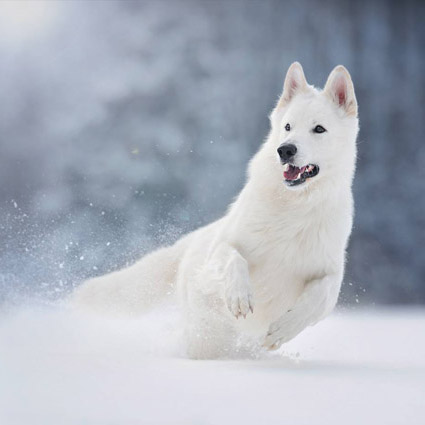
[72,62,359,359]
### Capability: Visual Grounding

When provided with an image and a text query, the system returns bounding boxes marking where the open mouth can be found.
[283,163,319,186]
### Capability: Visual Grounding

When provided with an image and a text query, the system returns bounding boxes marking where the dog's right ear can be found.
[276,62,308,109]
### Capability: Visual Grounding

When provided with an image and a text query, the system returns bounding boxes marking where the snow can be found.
[0,306,424,425]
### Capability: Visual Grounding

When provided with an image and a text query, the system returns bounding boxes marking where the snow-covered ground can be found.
[0,305,424,425]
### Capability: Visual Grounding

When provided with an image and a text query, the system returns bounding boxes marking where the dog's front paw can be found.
[263,313,305,350]
[225,286,254,319]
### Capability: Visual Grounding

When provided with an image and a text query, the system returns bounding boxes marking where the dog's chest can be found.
[244,204,346,286]
[235,206,344,322]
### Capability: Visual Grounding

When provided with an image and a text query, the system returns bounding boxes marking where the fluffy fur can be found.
[72,62,359,359]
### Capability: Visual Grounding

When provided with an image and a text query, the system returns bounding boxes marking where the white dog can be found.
[72,62,359,359]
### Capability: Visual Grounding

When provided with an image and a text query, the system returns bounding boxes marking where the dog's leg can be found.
[181,243,253,358]
[214,243,254,319]
[263,272,342,350]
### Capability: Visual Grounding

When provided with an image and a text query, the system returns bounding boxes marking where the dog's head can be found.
[269,62,359,190]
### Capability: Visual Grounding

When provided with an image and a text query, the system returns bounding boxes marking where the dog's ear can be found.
[324,65,357,117]
[277,62,308,108]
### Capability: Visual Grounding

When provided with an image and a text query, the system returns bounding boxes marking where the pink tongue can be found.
[284,165,306,180]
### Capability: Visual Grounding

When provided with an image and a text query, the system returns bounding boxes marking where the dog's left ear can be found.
[324,65,357,117]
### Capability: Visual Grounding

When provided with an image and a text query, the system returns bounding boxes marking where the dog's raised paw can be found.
[225,288,254,319]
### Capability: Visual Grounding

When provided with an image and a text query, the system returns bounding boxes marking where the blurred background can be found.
[0,0,423,306]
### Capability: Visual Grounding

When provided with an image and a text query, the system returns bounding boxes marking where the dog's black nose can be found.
[277,143,297,162]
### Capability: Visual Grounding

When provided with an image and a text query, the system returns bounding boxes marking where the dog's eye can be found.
[285,123,291,131]
[313,125,326,134]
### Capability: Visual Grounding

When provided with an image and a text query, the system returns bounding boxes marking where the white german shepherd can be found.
[72,62,359,359]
